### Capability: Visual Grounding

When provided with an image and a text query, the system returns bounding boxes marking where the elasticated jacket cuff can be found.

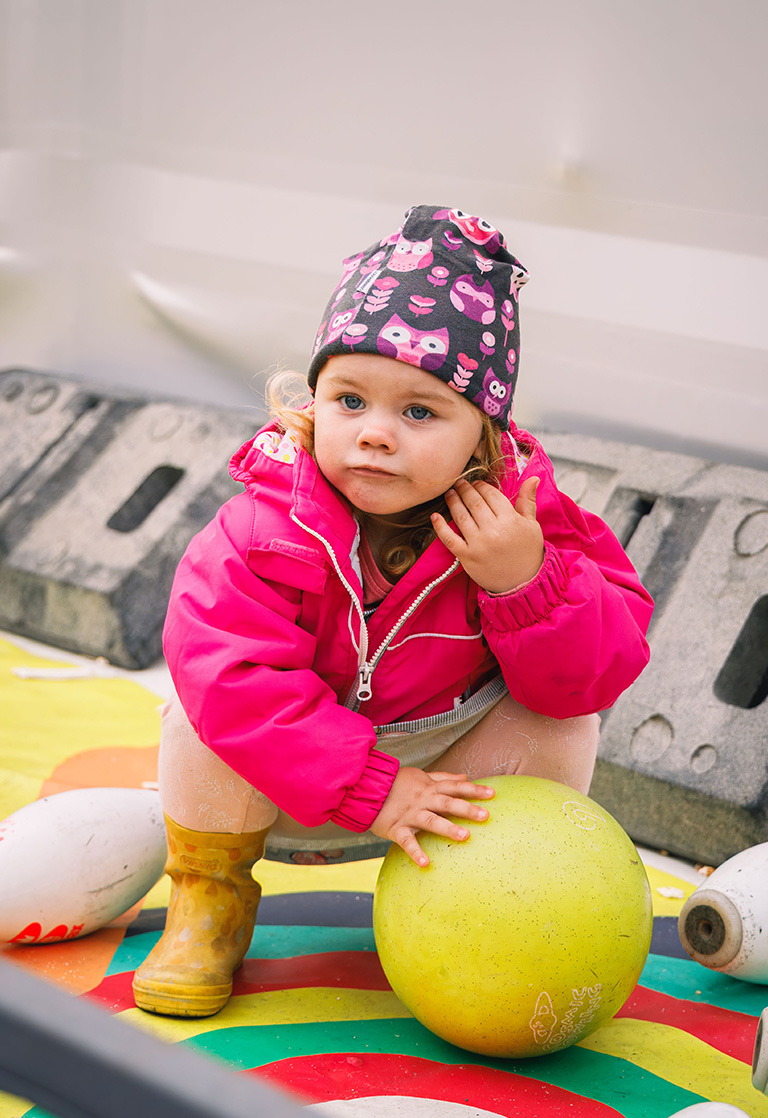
[330,748,401,833]
[479,543,569,630]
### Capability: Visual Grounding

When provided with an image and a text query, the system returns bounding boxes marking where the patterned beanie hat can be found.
[307,205,529,430]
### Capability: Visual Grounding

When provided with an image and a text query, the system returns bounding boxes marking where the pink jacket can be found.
[163,422,653,834]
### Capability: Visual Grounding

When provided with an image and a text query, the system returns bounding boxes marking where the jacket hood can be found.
[229,420,282,484]
[229,420,362,578]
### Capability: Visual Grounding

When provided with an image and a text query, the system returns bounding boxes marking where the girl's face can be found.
[313,353,484,519]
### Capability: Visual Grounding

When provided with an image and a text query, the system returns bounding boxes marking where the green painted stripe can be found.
[640,953,765,1017]
[107,925,377,976]
[182,1018,704,1117]
[106,930,162,975]
[246,925,377,958]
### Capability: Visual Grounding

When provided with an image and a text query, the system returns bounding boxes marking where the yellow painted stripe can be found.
[256,855,383,898]
[0,1087,33,1118]
[580,1017,768,1116]
[0,637,163,820]
[644,864,697,916]
[118,987,410,1043]
[141,873,171,908]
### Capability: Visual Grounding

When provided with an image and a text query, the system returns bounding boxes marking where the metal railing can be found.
[0,958,306,1118]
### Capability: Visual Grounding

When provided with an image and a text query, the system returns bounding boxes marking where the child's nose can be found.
[357,416,396,451]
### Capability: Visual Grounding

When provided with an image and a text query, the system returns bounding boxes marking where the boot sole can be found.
[132,977,232,1018]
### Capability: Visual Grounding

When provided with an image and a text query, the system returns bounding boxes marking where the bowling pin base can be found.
[677,841,768,983]
[753,1007,768,1094]
[678,889,743,970]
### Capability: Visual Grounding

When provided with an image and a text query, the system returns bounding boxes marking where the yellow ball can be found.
[373,776,652,1058]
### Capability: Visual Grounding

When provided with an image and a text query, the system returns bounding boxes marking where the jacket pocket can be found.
[247,539,328,595]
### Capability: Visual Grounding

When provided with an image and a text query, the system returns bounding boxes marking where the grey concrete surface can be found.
[0,369,265,668]
[546,431,768,865]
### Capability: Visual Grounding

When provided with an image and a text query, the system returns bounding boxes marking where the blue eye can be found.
[340,394,364,410]
[406,405,432,421]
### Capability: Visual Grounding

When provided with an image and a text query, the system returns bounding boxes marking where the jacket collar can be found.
[291,445,360,562]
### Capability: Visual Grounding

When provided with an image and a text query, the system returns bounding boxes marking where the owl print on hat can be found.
[377,316,449,372]
[387,234,434,272]
[307,205,529,431]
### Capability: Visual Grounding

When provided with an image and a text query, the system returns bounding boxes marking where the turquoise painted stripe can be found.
[248,925,377,957]
[182,1018,704,1118]
[105,929,162,975]
[107,925,377,976]
[641,953,765,1017]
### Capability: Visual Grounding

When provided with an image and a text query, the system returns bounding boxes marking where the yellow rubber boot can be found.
[132,815,269,1018]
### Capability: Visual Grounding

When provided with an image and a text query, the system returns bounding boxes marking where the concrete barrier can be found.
[0,369,264,668]
[546,432,768,866]
[0,368,103,505]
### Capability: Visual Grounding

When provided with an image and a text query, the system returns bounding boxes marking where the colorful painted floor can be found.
[0,633,765,1118]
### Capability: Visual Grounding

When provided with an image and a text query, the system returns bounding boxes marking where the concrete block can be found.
[0,369,102,504]
[545,432,768,866]
[0,370,264,668]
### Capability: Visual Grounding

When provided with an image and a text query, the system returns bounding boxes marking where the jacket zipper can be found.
[354,561,460,704]
[290,511,458,710]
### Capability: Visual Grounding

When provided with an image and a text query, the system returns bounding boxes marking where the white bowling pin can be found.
[678,842,768,983]
[0,787,166,943]
[752,1006,768,1094]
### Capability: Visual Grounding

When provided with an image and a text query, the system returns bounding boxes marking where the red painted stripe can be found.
[85,952,390,1013]
[85,971,135,1012]
[617,985,756,1063]
[251,1051,623,1116]
[234,953,390,995]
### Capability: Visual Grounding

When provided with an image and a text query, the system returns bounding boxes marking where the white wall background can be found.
[0,0,766,465]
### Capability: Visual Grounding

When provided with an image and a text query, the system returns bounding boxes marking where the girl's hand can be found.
[431,476,544,594]
[370,767,495,867]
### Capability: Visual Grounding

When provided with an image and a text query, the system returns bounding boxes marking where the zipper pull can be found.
[356,664,373,702]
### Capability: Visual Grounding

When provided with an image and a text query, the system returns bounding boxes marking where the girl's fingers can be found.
[451,480,493,518]
[423,813,471,841]
[400,813,471,849]
[445,485,476,516]
[474,479,518,516]
[457,477,540,525]
[435,795,490,823]
[427,772,496,802]
[389,778,496,866]
[427,783,493,823]
[430,512,465,554]
[396,831,431,868]
[514,476,540,520]
[444,487,488,538]
[426,769,472,783]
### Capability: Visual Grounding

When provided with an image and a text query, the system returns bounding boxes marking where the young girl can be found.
[133,205,653,1019]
